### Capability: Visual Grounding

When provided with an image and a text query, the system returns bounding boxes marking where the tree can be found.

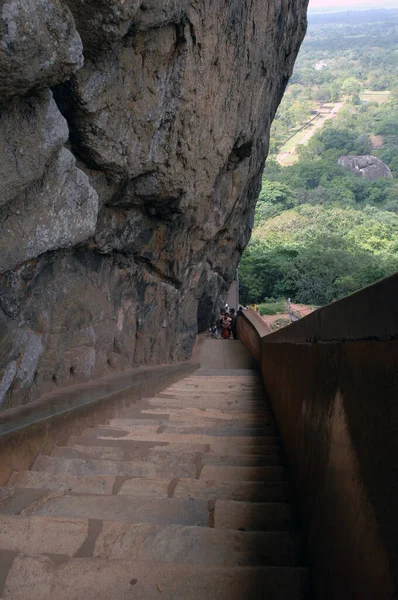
[354,134,372,155]
[341,77,361,98]
[318,127,357,153]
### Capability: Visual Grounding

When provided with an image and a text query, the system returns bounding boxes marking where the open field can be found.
[360,90,391,104]
[276,102,344,166]
[261,304,317,331]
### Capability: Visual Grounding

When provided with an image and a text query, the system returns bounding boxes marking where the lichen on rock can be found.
[0,0,309,408]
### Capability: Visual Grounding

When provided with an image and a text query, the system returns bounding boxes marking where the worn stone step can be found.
[203,454,286,467]
[53,445,127,461]
[52,445,198,464]
[0,515,302,567]
[172,479,291,503]
[32,455,198,479]
[52,444,200,463]
[1,555,309,600]
[0,488,210,527]
[110,411,274,423]
[7,471,173,498]
[156,392,266,403]
[67,432,283,457]
[117,418,276,431]
[106,419,277,437]
[3,475,291,504]
[111,412,276,428]
[213,500,296,531]
[76,427,280,448]
[52,445,285,467]
[94,522,302,566]
[123,407,275,422]
[158,425,276,437]
[200,465,288,482]
[66,436,210,453]
[147,397,268,410]
[8,471,116,495]
[166,383,263,391]
[159,390,264,399]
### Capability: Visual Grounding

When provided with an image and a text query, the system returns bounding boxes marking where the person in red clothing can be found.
[221,313,232,339]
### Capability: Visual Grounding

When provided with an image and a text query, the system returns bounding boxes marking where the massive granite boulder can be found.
[338,155,393,181]
[0,0,308,408]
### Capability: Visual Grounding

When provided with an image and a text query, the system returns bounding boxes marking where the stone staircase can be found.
[0,362,309,598]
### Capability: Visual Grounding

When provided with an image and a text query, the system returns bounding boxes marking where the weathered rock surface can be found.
[0,0,83,101]
[338,155,393,181]
[0,0,308,407]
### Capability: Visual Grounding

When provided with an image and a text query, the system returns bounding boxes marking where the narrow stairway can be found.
[0,356,309,598]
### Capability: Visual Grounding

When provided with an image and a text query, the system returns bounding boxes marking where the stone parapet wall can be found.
[237,274,398,599]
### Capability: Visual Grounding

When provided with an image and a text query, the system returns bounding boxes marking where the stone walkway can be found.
[0,365,309,599]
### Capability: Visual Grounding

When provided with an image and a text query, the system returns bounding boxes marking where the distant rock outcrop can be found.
[0,0,308,408]
[338,155,393,181]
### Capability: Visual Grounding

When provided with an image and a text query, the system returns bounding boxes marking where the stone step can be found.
[162,425,276,437]
[203,454,286,467]
[1,489,210,527]
[160,390,265,398]
[56,444,281,466]
[106,419,277,437]
[156,392,266,403]
[76,427,280,448]
[122,407,275,422]
[200,465,288,482]
[213,500,296,531]
[32,455,198,479]
[93,522,303,567]
[0,515,303,567]
[1,555,309,599]
[166,383,263,390]
[53,444,200,463]
[53,445,285,467]
[8,471,116,495]
[7,471,174,498]
[66,433,283,456]
[165,390,265,397]
[66,436,210,453]
[147,397,269,410]
[172,479,291,503]
[53,445,127,461]
[111,411,276,427]
[4,475,291,503]
[116,417,276,431]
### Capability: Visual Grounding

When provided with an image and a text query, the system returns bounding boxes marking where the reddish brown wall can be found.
[236,309,270,362]
[237,274,398,599]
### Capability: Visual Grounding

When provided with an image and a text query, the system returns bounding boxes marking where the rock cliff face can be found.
[0,0,308,408]
[338,155,393,181]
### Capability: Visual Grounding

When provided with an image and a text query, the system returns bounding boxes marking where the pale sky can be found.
[309,0,398,9]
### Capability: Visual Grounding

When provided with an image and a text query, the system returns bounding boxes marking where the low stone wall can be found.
[0,361,196,486]
[237,275,398,600]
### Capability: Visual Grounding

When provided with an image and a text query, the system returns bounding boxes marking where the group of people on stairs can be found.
[209,307,237,339]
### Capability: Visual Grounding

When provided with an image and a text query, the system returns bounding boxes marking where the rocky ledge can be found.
[0,0,308,408]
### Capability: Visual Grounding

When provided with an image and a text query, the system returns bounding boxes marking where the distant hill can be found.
[308,9,398,24]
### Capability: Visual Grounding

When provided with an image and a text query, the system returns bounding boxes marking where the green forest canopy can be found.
[239,10,398,307]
